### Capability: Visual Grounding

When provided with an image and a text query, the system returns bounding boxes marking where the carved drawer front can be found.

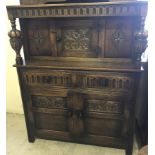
[78,71,134,90]
[22,70,134,92]
[22,70,72,87]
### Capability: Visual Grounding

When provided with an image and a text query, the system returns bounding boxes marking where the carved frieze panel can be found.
[23,72,72,87]
[88,100,123,114]
[81,75,133,90]
[23,71,134,90]
[32,95,66,109]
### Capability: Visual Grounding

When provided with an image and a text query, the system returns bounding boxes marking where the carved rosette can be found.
[8,19,23,65]
[134,17,148,67]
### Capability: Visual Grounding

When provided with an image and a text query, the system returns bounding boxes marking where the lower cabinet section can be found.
[21,69,135,155]
[30,89,131,147]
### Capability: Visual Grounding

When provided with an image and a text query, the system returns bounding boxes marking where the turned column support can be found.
[8,18,23,65]
[134,16,148,68]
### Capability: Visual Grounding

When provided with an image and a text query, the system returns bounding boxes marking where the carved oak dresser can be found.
[6,0,147,155]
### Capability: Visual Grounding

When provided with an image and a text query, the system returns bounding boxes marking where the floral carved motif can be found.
[32,96,66,109]
[88,100,123,114]
[63,29,90,51]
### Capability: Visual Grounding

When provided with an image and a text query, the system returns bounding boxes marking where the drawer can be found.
[22,69,73,87]
[78,71,135,90]
[22,69,135,91]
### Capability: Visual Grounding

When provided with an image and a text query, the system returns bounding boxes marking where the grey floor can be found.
[7,113,139,155]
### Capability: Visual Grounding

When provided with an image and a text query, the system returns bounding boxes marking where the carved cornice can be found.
[7,2,147,19]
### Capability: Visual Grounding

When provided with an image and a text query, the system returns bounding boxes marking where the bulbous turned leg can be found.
[8,18,23,65]
[134,17,148,68]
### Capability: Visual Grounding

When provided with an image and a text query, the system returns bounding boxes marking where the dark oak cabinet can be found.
[7,1,148,155]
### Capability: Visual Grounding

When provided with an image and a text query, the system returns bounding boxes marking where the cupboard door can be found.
[104,19,134,58]
[53,19,99,58]
[32,95,68,131]
[27,19,52,56]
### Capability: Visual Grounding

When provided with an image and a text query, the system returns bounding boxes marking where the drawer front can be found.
[22,69,135,91]
[22,70,73,87]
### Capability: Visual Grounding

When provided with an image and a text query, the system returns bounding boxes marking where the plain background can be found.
[6,0,24,114]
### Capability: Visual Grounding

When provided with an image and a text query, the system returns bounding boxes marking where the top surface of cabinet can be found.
[19,0,138,5]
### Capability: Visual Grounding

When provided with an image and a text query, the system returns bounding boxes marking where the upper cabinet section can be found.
[23,18,134,58]
[6,1,148,68]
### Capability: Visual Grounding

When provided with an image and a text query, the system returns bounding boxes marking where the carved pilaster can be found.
[134,17,148,67]
[8,18,23,65]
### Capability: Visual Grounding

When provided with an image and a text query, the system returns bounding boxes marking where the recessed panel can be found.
[104,19,133,58]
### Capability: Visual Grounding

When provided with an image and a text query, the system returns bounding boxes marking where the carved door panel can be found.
[31,95,68,131]
[50,19,99,57]
[31,91,87,136]
[84,92,131,138]
[104,18,134,58]
[26,19,52,56]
